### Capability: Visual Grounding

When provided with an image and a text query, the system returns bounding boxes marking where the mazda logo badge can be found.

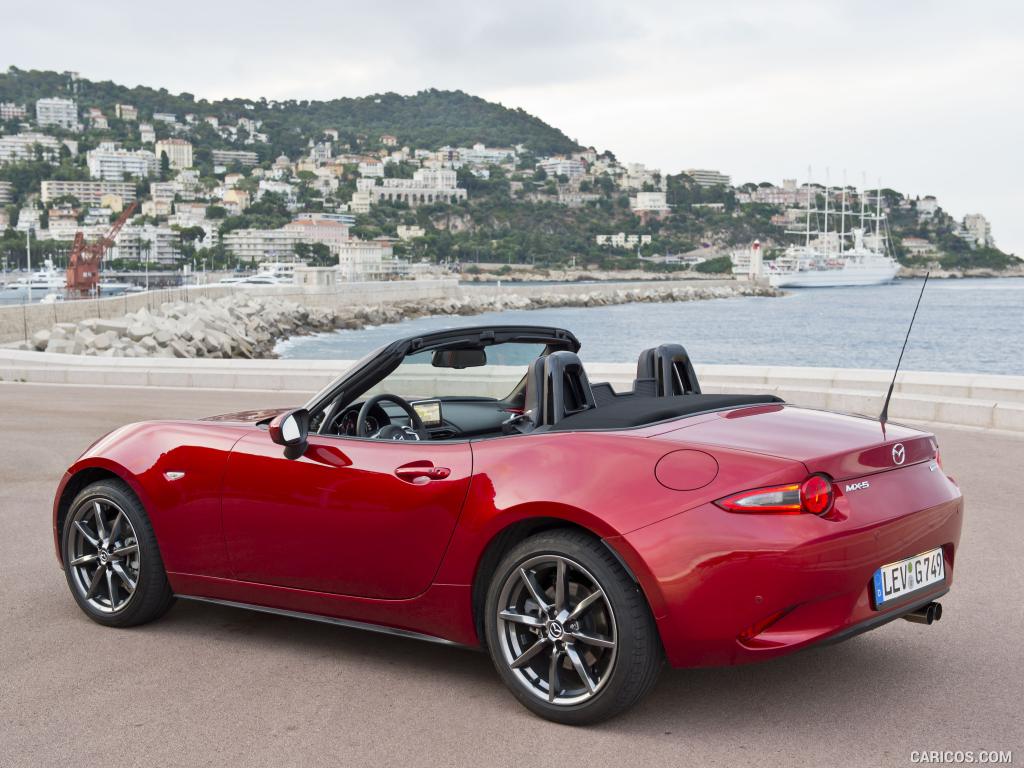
[892,443,906,465]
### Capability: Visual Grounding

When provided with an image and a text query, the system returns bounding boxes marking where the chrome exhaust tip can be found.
[903,601,943,625]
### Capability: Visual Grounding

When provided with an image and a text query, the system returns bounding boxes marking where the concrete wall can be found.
[2,349,1021,433]
[0,279,461,345]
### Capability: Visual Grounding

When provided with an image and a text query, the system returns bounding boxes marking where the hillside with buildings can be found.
[0,66,1017,278]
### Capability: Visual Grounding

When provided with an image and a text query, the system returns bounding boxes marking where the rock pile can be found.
[28,283,779,359]
[30,294,336,358]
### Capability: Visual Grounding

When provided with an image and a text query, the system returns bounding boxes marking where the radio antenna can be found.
[880,272,930,425]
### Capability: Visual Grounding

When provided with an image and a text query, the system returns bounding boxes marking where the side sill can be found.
[176,595,476,650]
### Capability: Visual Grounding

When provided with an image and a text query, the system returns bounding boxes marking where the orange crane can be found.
[65,200,139,298]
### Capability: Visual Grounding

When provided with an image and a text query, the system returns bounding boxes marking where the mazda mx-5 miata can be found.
[53,325,962,723]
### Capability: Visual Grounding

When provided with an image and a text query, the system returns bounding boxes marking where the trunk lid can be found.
[652,403,937,481]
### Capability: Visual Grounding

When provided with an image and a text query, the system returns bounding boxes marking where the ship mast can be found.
[823,168,830,256]
[805,165,812,249]
[840,170,847,255]
[860,171,867,232]
[875,177,883,250]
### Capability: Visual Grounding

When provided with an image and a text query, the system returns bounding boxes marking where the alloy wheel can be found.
[67,498,141,614]
[495,555,617,706]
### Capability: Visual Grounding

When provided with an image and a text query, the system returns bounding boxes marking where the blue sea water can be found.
[276,278,1024,375]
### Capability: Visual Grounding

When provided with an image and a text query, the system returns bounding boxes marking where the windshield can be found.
[363,342,546,401]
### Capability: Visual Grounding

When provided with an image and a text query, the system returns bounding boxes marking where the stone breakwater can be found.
[26,283,779,359]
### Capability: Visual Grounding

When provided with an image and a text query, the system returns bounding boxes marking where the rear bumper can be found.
[617,467,963,668]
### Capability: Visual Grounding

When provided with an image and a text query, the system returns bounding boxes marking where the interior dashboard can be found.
[324,396,517,440]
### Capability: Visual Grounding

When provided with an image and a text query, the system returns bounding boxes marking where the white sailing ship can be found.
[766,176,900,289]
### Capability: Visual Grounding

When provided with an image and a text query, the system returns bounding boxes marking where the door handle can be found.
[395,462,451,483]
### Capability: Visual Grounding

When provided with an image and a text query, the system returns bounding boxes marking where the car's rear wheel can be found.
[62,479,174,627]
[483,530,662,724]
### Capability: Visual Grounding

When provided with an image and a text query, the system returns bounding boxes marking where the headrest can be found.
[523,350,596,428]
[636,344,701,396]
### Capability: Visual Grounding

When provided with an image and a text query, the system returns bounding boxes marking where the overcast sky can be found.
[6,0,1022,254]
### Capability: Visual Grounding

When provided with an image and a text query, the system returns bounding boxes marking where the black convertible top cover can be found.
[548,394,784,431]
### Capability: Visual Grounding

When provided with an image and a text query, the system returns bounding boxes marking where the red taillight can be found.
[717,475,834,516]
[799,474,833,515]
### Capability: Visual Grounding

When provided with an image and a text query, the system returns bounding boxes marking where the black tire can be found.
[61,479,175,628]
[483,529,663,725]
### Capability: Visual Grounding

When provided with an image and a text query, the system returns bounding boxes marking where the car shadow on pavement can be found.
[157,598,946,736]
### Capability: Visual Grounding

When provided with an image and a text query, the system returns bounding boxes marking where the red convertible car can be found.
[53,325,963,723]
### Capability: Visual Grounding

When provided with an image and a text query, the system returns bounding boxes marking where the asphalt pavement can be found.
[1,382,1021,767]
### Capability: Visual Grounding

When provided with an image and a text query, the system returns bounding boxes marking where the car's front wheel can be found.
[62,479,174,627]
[483,530,663,724]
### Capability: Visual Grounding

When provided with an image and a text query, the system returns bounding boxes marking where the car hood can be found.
[653,403,936,481]
[200,407,292,424]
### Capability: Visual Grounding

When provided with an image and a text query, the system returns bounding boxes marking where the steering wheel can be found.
[357,394,428,440]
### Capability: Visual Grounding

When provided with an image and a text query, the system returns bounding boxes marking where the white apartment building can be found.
[282,218,352,252]
[86,108,108,130]
[618,163,663,191]
[115,104,138,121]
[41,180,137,206]
[222,228,302,263]
[458,143,516,166]
[631,191,670,212]
[917,196,940,218]
[413,167,458,188]
[87,144,158,181]
[212,149,259,167]
[336,239,395,281]
[35,97,78,130]
[358,160,384,177]
[962,214,993,247]
[0,181,13,204]
[685,168,731,188]
[257,179,298,205]
[538,157,585,179]
[349,191,372,214]
[309,141,332,163]
[111,225,182,265]
[238,117,261,134]
[152,112,177,125]
[0,102,28,120]
[150,181,177,205]
[139,123,156,144]
[155,138,193,169]
[739,184,806,206]
[82,207,113,226]
[141,199,173,217]
[16,206,42,233]
[0,132,62,164]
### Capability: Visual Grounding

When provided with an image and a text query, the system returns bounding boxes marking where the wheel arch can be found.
[468,512,663,648]
[53,460,149,567]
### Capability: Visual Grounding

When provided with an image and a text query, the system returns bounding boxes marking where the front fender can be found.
[52,420,252,578]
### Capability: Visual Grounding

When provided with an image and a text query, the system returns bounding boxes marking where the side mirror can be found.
[269,408,310,458]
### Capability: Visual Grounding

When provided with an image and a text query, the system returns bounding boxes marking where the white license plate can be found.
[872,548,945,608]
